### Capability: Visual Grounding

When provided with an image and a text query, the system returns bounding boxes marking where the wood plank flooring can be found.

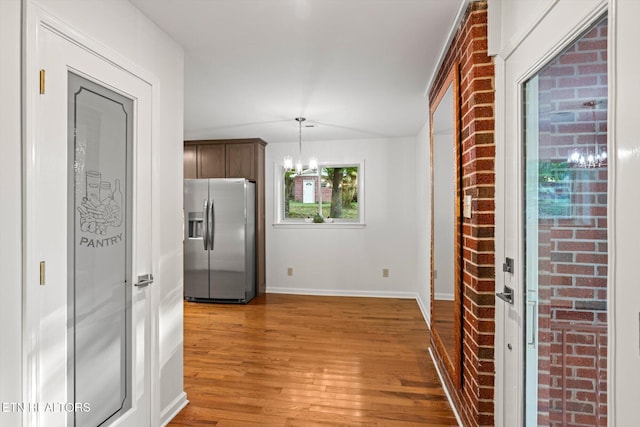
[169,293,457,427]
[432,300,456,359]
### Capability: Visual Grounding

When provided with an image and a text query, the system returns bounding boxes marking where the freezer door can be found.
[184,179,210,299]
[209,179,248,300]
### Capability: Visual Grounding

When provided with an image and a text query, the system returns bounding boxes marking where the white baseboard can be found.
[160,391,188,427]
[266,287,417,300]
[434,292,455,301]
[416,293,430,327]
[429,347,463,427]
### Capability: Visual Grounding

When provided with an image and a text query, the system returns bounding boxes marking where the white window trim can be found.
[272,160,366,228]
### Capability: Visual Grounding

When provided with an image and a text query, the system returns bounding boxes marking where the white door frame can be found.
[23,3,161,425]
[493,0,611,425]
[610,0,640,423]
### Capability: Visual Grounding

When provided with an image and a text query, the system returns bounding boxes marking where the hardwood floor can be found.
[169,293,457,427]
[432,299,456,358]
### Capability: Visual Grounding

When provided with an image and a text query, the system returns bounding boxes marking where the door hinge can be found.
[39,69,45,94]
[39,261,45,286]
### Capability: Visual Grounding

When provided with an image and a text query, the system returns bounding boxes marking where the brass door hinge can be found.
[40,261,45,286]
[39,69,45,94]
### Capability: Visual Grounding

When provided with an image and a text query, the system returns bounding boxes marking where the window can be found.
[278,164,363,225]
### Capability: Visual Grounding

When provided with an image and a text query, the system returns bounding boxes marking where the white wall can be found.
[0,1,23,426]
[415,122,432,322]
[266,137,420,298]
[14,0,185,424]
[432,132,456,300]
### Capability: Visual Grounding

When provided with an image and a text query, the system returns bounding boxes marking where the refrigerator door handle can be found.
[210,196,216,250]
[202,199,209,250]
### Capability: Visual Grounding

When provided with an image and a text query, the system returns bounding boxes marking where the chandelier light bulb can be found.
[567,100,607,169]
[569,149,581,163]
[284,156,293,170]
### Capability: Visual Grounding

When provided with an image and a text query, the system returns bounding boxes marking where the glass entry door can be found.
[522,16,608,427]
[68,72,133,426]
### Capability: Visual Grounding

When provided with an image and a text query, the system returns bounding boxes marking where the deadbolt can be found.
[502,257,514,274]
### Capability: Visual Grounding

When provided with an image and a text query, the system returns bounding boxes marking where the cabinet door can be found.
[198,144,226,178]
[184,145,197,179]
[226,143,255,180]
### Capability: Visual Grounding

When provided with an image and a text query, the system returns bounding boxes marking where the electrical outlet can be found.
[382,268,389,278]
[287,267,293,276]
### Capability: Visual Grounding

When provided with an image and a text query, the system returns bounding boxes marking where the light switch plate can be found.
[464,195,472,218]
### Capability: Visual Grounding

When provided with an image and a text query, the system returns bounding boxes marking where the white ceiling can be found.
[129,0,465,143]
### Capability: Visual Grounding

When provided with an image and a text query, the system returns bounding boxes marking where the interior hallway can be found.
[169,294,457,426]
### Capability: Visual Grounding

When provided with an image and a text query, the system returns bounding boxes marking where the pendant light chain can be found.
[298,116,303,154]
[295,117,305,174]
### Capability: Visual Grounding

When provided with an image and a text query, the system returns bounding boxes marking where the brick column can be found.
[428,2,496,426]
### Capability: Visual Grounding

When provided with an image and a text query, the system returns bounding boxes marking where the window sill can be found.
[272,222,366,229]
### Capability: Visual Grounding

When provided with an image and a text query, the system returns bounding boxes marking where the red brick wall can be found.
[534,17,608,427]
[428,2,496,426]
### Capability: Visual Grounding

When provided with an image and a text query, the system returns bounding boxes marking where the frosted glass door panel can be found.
[68,72,133,426]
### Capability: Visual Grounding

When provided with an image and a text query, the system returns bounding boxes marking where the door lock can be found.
[503,257,514,274]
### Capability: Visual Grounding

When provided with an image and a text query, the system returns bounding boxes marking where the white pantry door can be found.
[25,21,153,427]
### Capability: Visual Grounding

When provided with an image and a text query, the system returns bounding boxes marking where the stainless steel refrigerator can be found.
[184,178,256,303]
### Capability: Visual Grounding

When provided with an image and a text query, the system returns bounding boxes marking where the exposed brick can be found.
[554,310,595,322]
[555,264,595,276]
[557,241,596,252]
[576,253,608,264]
[559,52,599,65]
[428,3,495,426]
[556,288,595,299]
[550,252,573,262]
[575,229,607,240]
[578,39,607,51]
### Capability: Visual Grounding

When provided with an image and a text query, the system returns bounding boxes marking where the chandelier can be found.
[567,100,607,168]
[284,117,317,174]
